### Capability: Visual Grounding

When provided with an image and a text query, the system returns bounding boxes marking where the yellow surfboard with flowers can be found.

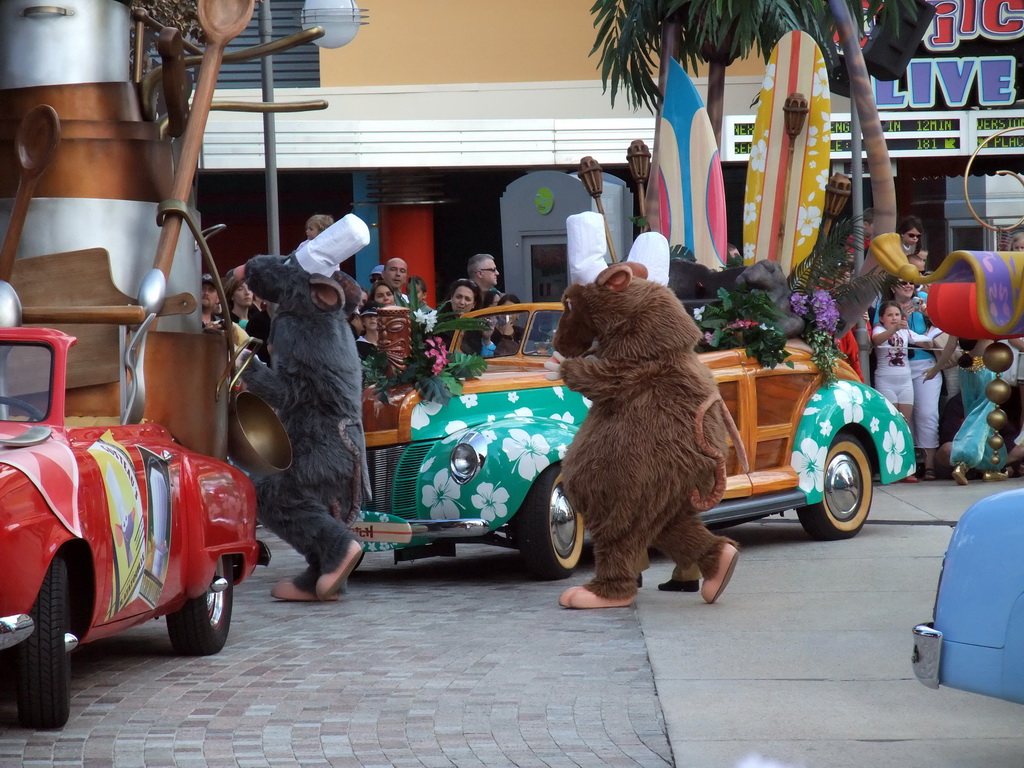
[742,30,831,273]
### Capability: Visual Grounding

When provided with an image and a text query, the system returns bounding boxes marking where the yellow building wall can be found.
[321,0,767,87]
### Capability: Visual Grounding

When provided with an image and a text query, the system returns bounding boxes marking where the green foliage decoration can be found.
[787,218,892,386]
[693,286,792,370]
[362,283,488,407]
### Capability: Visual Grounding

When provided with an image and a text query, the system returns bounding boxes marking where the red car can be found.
[0,327,260,729]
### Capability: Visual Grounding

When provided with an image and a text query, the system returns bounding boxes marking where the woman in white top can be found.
[872,301,932,426]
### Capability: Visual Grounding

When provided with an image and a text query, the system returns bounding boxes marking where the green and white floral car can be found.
[353,303,916,579]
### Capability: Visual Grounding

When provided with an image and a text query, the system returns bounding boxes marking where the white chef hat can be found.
[626,231,669,286]
[294,213,371,276]
[566,211,609,285]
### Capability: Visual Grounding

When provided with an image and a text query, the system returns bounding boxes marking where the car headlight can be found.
[449,431,488,485]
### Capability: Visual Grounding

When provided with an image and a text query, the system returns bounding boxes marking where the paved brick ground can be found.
[0,540,673,768]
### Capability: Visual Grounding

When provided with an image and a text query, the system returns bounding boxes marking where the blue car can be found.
[912,488,1024,704]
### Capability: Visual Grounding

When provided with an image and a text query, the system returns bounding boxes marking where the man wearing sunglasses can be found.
[468,253,501,292]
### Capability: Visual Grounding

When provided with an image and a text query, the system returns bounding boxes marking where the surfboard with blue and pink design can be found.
[650,58,727,268]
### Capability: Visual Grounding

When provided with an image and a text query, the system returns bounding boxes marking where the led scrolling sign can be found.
[724,110,1024,161]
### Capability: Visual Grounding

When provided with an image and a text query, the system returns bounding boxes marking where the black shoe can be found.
[636,574,643,588]
[256,539,273,566]
[658,579,700,592]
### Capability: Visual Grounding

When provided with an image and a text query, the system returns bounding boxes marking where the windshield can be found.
[486,311,529,358]
[524,310,562,357]
[0,343,53,423]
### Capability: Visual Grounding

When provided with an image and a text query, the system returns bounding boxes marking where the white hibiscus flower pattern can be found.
[812,65,830,99]
[411,401,443,430]
[833,382,865,423]
[791,381,913,498]
[502,429,551,481]
[796,205,823,238]
[883,421,906,475]
[805,124,820,149]
[749,138,769,173]
[470,482,510,523]
[422,469,462,519]
[792,437,826,494]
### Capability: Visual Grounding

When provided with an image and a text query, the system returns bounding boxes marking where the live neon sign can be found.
[868,0,1022,108]
[874,56,1016,108]
[925,0,1024,50]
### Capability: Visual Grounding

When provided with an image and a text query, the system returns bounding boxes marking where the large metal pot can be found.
[0,197,199,332]
[0,0,130,90]
[227,391,293,476]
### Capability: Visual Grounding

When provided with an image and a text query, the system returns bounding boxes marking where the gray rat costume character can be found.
[546,213,743,609]
[238,215,370,601]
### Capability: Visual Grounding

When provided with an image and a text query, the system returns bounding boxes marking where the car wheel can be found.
[17,555,73,729]
[166,556,233,655]
[517,465,583,580]
[796,435,873,541]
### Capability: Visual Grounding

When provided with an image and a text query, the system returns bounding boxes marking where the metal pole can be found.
[850,100,870,384]
[259,0,280,255]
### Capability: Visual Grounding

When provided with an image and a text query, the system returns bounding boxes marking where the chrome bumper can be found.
[410,519,489,539]
[0,614,34,651]
[912,623,943,689]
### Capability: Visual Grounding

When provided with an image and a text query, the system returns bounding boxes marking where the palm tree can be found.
[826,0,898,240]
[591,0,915,236]
[592,0,912,144]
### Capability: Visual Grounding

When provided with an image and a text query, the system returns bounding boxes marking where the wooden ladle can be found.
[0,104,61,282]
[152,0,254,278]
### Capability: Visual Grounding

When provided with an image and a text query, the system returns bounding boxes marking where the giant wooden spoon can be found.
[0,105,61,282]
[152,0,255,278]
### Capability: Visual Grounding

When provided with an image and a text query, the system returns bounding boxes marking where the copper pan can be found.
[222,343,292,476]
[227,390,292,476]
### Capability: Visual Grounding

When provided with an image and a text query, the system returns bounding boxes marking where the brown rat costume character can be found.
[548,247,740,609]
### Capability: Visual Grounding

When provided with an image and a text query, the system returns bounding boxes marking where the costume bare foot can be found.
[239,215,370,601]
[549,214,740,609]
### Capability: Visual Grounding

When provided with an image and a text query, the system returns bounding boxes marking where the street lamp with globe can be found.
[301,0,368,49]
